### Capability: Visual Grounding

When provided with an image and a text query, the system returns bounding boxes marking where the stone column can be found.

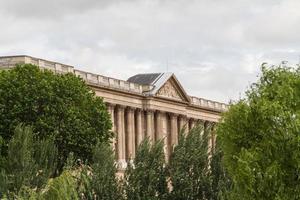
[107,103,116,150]
[107,103,116,132]
[146,110,154,142]
[156,111,168,160]
[116,105,126,169]
[170,113,178,147]
[210,123,216,153]
[188,118,196,131]
[135,109,143,147]
[126,107,135,159]
[179,115,187,134]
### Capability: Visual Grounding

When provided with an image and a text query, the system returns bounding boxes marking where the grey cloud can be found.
[0,0,299,102]
[0,0,127,18]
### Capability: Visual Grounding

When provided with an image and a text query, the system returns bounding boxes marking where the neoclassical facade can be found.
[0,55,228,170]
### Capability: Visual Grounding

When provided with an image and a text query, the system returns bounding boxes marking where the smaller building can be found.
[0,55,228,170]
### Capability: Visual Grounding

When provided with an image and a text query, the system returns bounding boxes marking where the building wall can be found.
[0,55,227,171]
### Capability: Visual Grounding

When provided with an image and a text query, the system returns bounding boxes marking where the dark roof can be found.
[127,73,162,85]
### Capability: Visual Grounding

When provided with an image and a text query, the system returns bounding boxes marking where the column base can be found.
[116,159,127,170]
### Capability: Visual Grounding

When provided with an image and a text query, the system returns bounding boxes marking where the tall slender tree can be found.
[124,139,168,200]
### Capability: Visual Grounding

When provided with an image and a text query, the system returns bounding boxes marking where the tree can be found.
[0,124,58,198]
[41,170,79,200]
[0,64,112,169]
[124,139,168,200]
[168,125,231,200]
[217,65,300,199]
[168,125,211,200]
[210,138,232,200]
[91,143,123,200]
[78,143,123,200]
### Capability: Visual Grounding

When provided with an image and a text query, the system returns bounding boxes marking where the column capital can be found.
[106,102,116,107]
[179,114,187,119]
[126,106,136,113]
[156,110,166,114]
[116,104,126,110]
[170,113,179,118]
[135,108,143,113]
[146,109,155,114]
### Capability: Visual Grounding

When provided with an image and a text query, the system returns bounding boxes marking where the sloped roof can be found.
[127,73,162,85]
[127,72,190,103]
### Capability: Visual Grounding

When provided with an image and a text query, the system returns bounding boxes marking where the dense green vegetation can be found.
[0,123,225,199]
[2,63,300,199]
[124,139,168,200]
[0,64,112,171]
[218,64,300,199]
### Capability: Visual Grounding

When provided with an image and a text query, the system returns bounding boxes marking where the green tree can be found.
[217,65,300,199]
[78,143,123,200]
[168,125,231,200]
[168,125,211,200]
[210,138,232,200]
[124,139,168,200]
[91,143,123,200]
[0,64,112,169]
[0,124,58,198]
[41,170,79,200]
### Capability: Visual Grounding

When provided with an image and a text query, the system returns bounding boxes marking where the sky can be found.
[0,0,300,103]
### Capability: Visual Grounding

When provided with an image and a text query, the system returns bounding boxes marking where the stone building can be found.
[0,55,228,170]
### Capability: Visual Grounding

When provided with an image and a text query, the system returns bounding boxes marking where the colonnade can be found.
[107,103,215,169]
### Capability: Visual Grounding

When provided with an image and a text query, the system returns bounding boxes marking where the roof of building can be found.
[0,55,228,112]
[127,73,162,85]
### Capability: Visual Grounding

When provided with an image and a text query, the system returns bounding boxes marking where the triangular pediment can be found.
[155,75,190,103]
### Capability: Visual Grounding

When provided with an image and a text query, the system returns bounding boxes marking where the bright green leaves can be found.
[218,65,300,199]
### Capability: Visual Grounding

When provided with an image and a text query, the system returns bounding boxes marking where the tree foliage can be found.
[78,143,123,200]
[41,170,79,200]
[169,125,231,200]
[169,125,211,199]
[91,143,123,200]
[218,65,300,199]
[0,64,112,169]
[124,139,168,200]
[0,124,58,198]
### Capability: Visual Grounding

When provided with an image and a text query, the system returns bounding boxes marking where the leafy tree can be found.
[41,170,79,200]
[0,64,112,169]
[0,124,58,198]
[78,143,123,200]
[218,65,300,199]
[124,139,168,200]
[91,143,123,200]
[210,138,232,200]
[168,125,211,200]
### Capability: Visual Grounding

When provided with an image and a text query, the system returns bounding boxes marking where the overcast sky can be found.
[0,0,299,103]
